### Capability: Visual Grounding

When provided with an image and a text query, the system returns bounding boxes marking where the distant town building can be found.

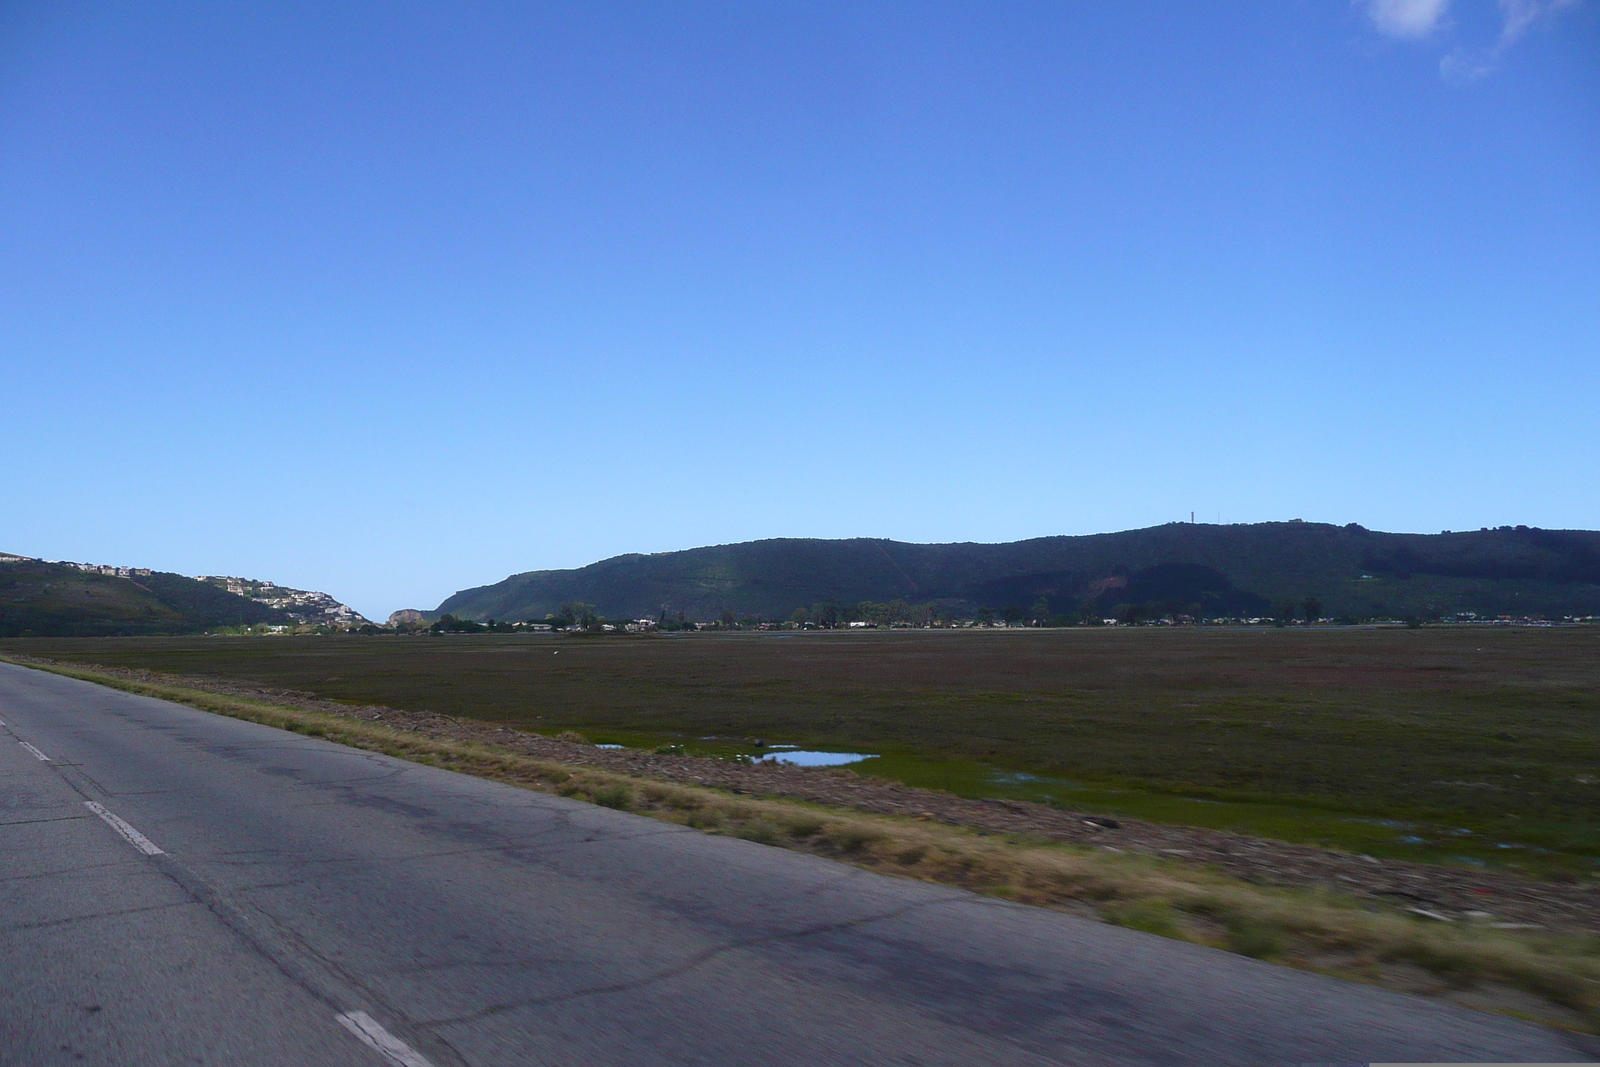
[51,559,153,578]
[195,575,372,627]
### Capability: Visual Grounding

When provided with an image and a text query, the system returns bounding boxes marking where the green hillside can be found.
[0,558,294,637]
[435,522,1600,623]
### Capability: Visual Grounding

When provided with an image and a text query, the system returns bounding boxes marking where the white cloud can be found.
[1441,0,1580,80]
[1366,0,1454,38]
[1495,0,1578,47]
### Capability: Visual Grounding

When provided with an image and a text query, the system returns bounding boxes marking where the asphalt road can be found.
[1,661,1593,1066]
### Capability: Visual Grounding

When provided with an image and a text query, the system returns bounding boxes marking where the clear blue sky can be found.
[2,1,1595,619]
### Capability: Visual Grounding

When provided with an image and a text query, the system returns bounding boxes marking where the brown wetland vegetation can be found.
[6,625,1598,873]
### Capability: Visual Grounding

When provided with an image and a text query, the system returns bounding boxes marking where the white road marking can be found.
[19,741,49,761]
[335,1012,438,1067]
[83,801,165,856]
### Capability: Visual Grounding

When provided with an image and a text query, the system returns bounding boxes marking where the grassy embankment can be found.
[5,646,1599,1033]
[10,627,1599,877]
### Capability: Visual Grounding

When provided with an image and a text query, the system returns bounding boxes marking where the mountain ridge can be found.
[434,522,1600,623]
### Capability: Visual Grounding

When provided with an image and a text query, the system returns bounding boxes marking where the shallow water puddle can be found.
[757,750,876,767]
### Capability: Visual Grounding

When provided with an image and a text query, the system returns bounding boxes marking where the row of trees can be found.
[789,600,950,627]
[1030,595,1326,627]
[425,595,1335,635]
[429,614,518,633]
[786,595,1333,629]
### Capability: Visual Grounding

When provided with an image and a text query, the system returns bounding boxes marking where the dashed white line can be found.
[335,1012,438,1067]
[83,801,165,856]
[19,741,49,761]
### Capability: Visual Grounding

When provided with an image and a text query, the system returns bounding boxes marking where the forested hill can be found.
[434,522,1600,623]
[0,558,295,637]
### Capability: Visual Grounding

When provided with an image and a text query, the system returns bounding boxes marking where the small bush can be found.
[592,785,632,810]
[895,846,928,866]
[1104,899,1182,939]
[1226,916,1284,960]
[735,822,780,845]
[826,827,885,854]
[786,817,825,838]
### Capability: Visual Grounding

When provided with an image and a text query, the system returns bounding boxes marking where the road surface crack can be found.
[0,857,150,884]
[418,895,965,1029]
[1,899,194,934]
[0,813,92,827]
